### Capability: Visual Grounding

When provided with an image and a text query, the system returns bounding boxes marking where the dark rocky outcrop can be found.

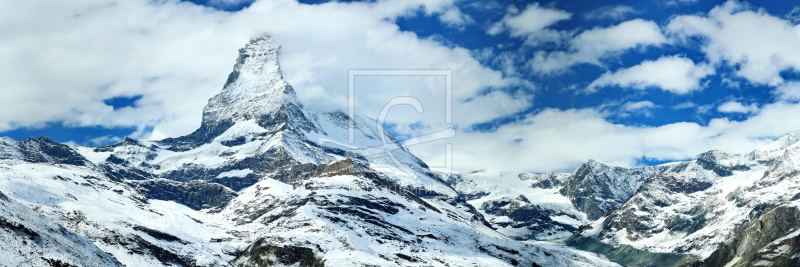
[128,179,237,210]
[236,238,325,267]
[0,137,93,167]
[695,150,750,177]
[481,195,576,240]
[681,203,800,267]
[560,160,677,220]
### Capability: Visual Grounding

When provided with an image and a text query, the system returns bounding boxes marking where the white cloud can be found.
[587,56,714,94]
[87,135,123,146]
[488,3,571,37]
[787,6,800,24]
[673,101,696,109]
[531,19,667,74]
[412,100,800,173]
[0,0,529,142]
[6,0,800,176]
[666,1,800,85]
[721,76,741,88]
[717,101,758,114]
[583,5,639,21]
[207,0,254,9]
[486,3,573,47]
[621,101,656,112]
[438,7,474,27]
[665,0,698,6]
[776,82,800,101]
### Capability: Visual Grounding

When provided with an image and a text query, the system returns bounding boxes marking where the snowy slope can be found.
[211,160,618,267]
[0,160,234,266]
[439,170,587,241]
[0,188,123,267]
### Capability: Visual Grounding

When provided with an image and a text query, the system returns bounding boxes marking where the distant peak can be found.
[775,133,799,149]
[585,159,604,166]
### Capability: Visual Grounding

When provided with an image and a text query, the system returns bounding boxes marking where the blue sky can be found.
[2,0,800,172]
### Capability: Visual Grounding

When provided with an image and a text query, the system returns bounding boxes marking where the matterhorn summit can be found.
[161,36,319,152]
[204,36,316,134]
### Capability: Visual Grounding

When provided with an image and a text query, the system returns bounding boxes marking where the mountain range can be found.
[1,36,799,267]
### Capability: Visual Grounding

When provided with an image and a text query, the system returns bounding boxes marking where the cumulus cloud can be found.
[587,56,714,94]
[0,0,529,142]
[87,135,124,146]
[666,1,800,85]
[621,101,656,112]
[618,100,658,117]
[530,19,667,74]
[583,5,639,21]
[439,7,474,27]
[486,3,572,47]
[787,6,800,24]
[776,82,800,101]
[488,3,571,37]
[665,0,698,6]
[673,102,697,109]
[413,100,800,173]
[717,101,759,114]
[7,0,800,176]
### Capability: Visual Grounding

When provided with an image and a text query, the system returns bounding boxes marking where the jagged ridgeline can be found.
[438,135,800,267]
[0,36,619,266]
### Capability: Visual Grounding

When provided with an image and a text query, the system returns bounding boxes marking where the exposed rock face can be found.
[480,195,577,240]
[0,136,94,167]
[526,172,570,189]
[559,160,679,220]
[733,204,800,258]
[696,203,800,267]
[568,135,800,267]
[128,179,238,211]
[597,164,714,243]
[694,150,750,177]
[235,240,325,267]
[731,229,800,267]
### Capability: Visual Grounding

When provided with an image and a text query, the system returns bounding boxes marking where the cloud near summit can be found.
[0,0,524,140]
[3,0,800,174]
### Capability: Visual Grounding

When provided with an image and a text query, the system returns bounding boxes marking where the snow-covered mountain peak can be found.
[202,35,305,128]
[227,35,283,84]
[158,36,322,151]
[769,133,799,150]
